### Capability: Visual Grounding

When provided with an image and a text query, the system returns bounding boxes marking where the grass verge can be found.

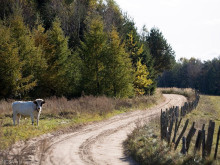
[124,93,220,164]
[0,91,163,150]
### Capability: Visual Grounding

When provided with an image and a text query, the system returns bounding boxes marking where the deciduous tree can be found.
[134,59,152,95]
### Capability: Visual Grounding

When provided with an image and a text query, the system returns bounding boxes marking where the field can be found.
[0,92,163,150]
[124,94,220,165]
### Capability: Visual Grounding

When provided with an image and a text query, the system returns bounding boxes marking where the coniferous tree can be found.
[0,22,21,99]
[103,27,134,97]
[147,28,175,75]
[9,11,47,97]
[79,17,107,95]
[43,17,71,96]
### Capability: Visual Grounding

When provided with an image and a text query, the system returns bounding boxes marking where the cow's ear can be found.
[33,100,37,105]
[42,100,45,104]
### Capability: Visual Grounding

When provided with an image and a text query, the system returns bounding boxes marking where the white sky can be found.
[114,0,220,61]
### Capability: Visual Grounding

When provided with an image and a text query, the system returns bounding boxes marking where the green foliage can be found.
[0,22,21,98]
[43,18,72,96]
[79,16,107,95]
[134,59,153,95]
[103,27,134,97]
[0,0,179,98]
[126,31,144,65]
[147,28,175,75]
[158,57,220,95]
[9,12,47,97]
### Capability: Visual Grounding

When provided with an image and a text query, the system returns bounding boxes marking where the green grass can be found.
[183,95,220,158]
[124,94,220,165]
[0,113,113,150]
[0,91,163,150]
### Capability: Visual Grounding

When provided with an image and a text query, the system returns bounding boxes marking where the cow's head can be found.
[33,99,45,112]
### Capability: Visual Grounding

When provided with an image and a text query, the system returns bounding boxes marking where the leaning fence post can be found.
[175,119,189,150]
[181,136,186,154]
[214,126,220,159]
[172,118,178,143]
[186,122,196,152]
[194,130,203,153]
[205,120,215,157]
[172,118,182,143]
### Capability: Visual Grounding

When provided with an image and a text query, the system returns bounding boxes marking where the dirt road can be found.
[13,94,187,165]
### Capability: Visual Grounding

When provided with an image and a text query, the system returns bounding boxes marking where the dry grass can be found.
[0,91,163,119]
[124,117,216,165]
[0,91,163,151]
[158,87,196,101]
[124,91,220,164]
[182,95,220,159]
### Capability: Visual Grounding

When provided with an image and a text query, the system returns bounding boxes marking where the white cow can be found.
[12,99,45,126]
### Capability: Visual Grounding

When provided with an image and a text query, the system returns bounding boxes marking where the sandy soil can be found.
[9,94,187,165]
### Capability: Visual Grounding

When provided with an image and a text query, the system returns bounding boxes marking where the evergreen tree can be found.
[43,17,71,96]
[103,27,134,97]
[79,17,107,95]
[0,22,21,98]
[9,11,46,97]
[147,28,175,75]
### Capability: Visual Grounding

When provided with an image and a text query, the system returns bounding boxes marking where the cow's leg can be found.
[17,114,21,125]
[13,112,17,125]
[31,115,34,125]
[37,113,41,126]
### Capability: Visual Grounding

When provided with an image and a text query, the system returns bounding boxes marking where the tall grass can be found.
[0,91,162,118]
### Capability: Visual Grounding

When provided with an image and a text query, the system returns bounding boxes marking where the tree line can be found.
[158,57,220,95]
[0,0,175,99]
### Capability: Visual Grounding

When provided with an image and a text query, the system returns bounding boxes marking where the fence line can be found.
[160,92,220,159]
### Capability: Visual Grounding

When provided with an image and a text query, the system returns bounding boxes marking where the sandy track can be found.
[12,94,187,165]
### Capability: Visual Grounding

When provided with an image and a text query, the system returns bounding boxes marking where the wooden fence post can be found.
[181,136,186,154]
[175,119,189,150]
[175,106,179,118]
[167,117,174,144]
[172,118,182,143]
[186,122,196,152]
[161,109,163,139]
[214,126,220,159]
[194,130,203,153]
[202,124,206,158]
[161,110,168,140]
[205,120,215,157]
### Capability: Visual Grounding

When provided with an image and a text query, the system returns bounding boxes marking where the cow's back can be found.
[12,101,35,116]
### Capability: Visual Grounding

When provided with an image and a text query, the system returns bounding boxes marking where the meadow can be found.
[0,91,163,150]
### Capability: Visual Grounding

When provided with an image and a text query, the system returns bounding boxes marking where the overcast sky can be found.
[114,0,220,61]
